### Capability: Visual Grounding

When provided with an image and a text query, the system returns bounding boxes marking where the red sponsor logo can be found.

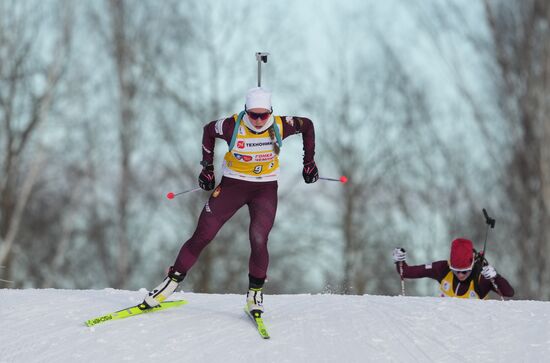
[237,140,245,149]
[234,153,253,162]
[254,153,274,162]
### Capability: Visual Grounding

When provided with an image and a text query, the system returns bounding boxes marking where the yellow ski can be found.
[85,300,187,327]
[244,306,270,339]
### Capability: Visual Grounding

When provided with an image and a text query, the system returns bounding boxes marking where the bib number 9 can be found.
[253,165,263,174]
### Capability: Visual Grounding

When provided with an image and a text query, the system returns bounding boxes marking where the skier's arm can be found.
[397,260,448,281]
[201,117,235,165]
[477,273,515,298]
[281,116,316,164]
[492,275,514,297]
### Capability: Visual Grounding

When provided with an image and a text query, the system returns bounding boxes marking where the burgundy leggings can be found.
[173,177,278,279]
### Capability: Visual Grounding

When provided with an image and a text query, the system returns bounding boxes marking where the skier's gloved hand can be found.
[392,248,407,262]
[481,264,497,279]
[303,160,319,184]
[198,163,215,191]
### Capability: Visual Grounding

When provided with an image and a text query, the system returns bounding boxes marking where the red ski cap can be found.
[449,238,474,271]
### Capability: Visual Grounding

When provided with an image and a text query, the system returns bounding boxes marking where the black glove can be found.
[198,164,215,191]
[302,161,319,184]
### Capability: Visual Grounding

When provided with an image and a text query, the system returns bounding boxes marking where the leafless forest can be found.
[1,0,549,299]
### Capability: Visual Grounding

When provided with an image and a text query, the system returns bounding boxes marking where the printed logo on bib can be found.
[239,138,274,152]
[237,140,245,149]
[247,141,272,147]
[234,153,253,162]
[254,153,275,162]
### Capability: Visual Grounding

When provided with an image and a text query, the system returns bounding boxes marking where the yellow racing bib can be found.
[222,115,284,182]
[439,271,484,299]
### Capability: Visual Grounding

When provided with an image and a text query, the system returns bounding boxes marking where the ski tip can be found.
[260,332,270,339]
[161,299,188,306]
[258,325,270,339]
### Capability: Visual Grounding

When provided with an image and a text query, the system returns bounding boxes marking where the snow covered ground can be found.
[1,289,549,363]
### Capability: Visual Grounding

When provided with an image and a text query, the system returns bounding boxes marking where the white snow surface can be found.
[1,289,550,363]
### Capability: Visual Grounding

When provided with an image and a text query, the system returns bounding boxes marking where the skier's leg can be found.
[173,178,248,273]
[246,181,278,313]
[144,178,246,307]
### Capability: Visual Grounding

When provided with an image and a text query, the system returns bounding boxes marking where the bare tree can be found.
[79,0,184,289]
[0,0,73,286]
[481,0,550,299]
[106,0,139,289]
[290,6,440,295]
[410,0,550,299]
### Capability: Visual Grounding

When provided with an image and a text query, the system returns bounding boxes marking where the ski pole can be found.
[481,208,495,257]
[399,261,406,296]
[166,187,201,200]
[256,52,269,87]
[480,208,504,300]
[319,176,348,184]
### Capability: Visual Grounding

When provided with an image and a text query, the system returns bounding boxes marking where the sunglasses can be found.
[246,110,272,121]
[451,269,472,275]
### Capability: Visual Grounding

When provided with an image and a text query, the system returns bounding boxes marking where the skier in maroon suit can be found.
[141,87,318,314]
[392,238,514,299]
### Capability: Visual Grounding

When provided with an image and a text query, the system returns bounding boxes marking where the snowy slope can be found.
[1,289,549,363]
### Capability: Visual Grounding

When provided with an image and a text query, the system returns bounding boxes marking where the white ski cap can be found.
[245,87,272,110]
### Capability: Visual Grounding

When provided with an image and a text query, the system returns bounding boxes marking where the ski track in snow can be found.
[1,289,550,363]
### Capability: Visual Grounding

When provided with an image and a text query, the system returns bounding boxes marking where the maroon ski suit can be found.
[396,260,514,299]
[173,116,315,280]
